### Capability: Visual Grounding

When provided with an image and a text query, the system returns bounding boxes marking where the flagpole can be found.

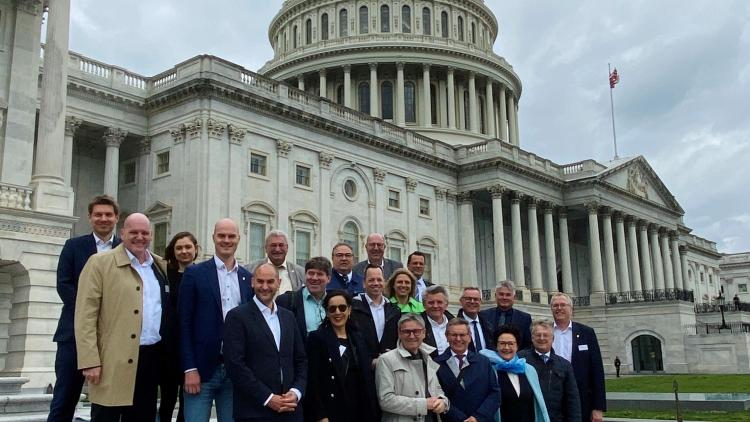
[609,63,619,160]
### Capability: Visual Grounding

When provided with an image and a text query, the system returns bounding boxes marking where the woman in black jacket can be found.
[304,290,379,422]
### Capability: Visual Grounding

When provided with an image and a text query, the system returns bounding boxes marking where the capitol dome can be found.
[259,0,522,146]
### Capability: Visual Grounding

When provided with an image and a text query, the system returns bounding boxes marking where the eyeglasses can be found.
[461,297,481,302]
[327,304,349,314]
[334,253,353,258]
[399,328,424,337]
[498,341,517,347]
[551,303,571,309]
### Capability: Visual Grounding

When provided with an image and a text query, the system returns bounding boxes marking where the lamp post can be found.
[718,293,729,330]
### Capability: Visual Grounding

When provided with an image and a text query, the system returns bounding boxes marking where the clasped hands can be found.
[426,396,446,414]
[267,391,299,413]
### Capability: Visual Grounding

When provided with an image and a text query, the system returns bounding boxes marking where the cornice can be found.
[563,179,683,218]
[459,156,564,188]
[67,82,145,112]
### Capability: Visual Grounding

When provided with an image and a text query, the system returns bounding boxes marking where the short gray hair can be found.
[495,280,515,292]
[531,318,554,334]
[265,230,289,245]
[397,313,425,330]
[549,292,573,308]
[424,284,449,302]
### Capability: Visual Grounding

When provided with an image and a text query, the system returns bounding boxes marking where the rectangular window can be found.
[419,198,430,216]
[388,189,400,209]
[295,230,311,266]
[120,160,136,186]
[156,151,170,175]
[422,252,432,282]
[739,284,748,293]
[389,246,402,262]
[296,164,311,186]
[153,222,168,256]
[250,153,267,176]
[249,222,266,262]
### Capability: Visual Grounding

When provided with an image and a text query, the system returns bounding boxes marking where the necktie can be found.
[472,321,483,352]
[456,353,465,370]
[498,311,507,326]
[542,354,549,363]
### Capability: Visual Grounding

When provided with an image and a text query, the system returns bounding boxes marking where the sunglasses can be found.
[327,304,349,314]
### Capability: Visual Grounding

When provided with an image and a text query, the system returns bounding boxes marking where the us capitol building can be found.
[0,0,748,389]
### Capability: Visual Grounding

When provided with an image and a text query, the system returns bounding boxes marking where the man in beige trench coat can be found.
[75,213,170,421]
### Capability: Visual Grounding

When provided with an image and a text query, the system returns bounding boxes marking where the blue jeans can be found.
[183,364,233,422]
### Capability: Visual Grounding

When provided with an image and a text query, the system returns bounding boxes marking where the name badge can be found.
[164,285,170,293]
[578,344,589,351]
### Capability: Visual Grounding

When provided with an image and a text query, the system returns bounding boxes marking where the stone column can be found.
[137,137,151,211]
[650,226,665,290]
[614,213,630,293]
[468,72,479,133]
[489,185,507,280]
[447,67,456,129]
[342,65,352,107]
[422,64,432,127]
[373,168,386,233]
[396,62,405,125]
[319,68,327,99]
[671,233,683,290]
[639,221,654,290]
[510,192,525,284]
[627,218,642,291]
[319,152,334,251]
[102,127,127,199]
[485,79,496,137]
[446,192,460,283]
[458,192,478,284]
[31,0,75,214]
[406,178,418,251]
[601,209,618,293]
[507,94,518,145]
[276,140,292,233]
[435,189,450,283]
[513,98,520,142]
[297,75,305,90]
[558,209,573,294]
[498,84,509,142]
[63,117,82,186]
[679,247,690,293]
[369,63,379,117]
[527,198,543,292]
[660,230,675,289]
[586,202,605,293]
[543,203,558,293]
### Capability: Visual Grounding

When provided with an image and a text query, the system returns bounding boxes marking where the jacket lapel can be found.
[237,268,251,303]
[250,299,279,352]
[322,327,347,382]
[205,258,222,312]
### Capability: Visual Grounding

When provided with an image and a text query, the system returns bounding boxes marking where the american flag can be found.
[609,68,620,89]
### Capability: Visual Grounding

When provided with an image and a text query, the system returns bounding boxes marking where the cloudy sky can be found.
[66,0,750,253]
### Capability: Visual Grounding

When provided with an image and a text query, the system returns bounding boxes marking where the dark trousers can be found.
[48,341,85,422]
[615,365,621,377]
[91,343,161,422]
[158,379,184,422]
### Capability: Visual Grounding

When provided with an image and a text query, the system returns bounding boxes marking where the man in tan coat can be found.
[75,213,170,421]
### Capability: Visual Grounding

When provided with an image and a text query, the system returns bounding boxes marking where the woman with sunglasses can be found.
[480,325,550,422]
[304,290,379,422]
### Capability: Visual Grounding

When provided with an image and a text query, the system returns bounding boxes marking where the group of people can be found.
[47,195,606,422]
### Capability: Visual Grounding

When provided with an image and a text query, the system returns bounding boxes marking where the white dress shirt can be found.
[215,256,242,320]
[363,293,386,341]
[125,249,161,345]
[553,321,573,362]
[93,232,114,253]
[506,372,521,396]
[428,315,449,354]
[464,314,486,350]
[415,278,427,301]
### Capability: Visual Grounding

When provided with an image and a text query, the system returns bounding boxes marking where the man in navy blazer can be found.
[479,280,532,350]
[223,263,307,421]
[48,195,120,422]
[551,293,606,422]
[179,218,252,422]
[457,287,493,353]
[327,242,364,295]
[435,319,500,422]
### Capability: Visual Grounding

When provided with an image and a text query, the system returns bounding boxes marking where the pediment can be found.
[144,201,172,216]
[599,157,684,214]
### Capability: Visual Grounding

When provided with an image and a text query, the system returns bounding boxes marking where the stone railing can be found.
[683,233,718,252]
[0,183,33,211]
[560,159,606,177]
[605,289,695,305]
[695,302,750,313]
[683,322,750,335]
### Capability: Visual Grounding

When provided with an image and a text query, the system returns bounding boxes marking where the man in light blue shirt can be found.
[276,256,331,339]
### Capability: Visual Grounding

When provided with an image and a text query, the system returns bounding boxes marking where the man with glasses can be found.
[456,287,492,353]
[328,242,364,295]
[519,318,581,422]
[277,256,332,340]
[352,233,403,280]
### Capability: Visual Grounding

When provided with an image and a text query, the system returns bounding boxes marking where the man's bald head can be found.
[213,218,240,262]
[120,213,151,261]
[214,218,239,235]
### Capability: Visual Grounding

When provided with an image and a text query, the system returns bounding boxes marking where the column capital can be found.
[487,184,506,199]
[526,196,540,208]
[64,116,82,137]
[456,191,473,204]
[584,201,600,213]
[542,201,556,214]
[16,0,42,15]
[185,117,202,139]
[139,136,151,156]
[510,191,524,204]
[434,188,448,201]
[600,206,612,217]
[276,139,293,157]
[422,63,431,71]
[319,151,334,169]
[227,124,246,145]
[558,206,568,217]
[319,68,327,76]
[446,66,455,74]
[612,211,625,222]
[637,219,650,230]
[368,62,378,71]
[103,127,127,148]
[342,64,351,72]
[669,231,680,241]
[406,177,418,192]
[396,62,405,70]
[468,71,476,79]
[446,191,458,203]
[648,224,660,235]
[373,168,387,184]
[297,74,305,82]
[679,245,688,255]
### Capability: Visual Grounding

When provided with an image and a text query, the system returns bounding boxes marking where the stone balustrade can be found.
[0,183,33,211]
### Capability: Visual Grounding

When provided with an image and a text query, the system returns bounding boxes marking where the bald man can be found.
[75,213,170,421]
[179,218,253,422]
[352,233,403,280]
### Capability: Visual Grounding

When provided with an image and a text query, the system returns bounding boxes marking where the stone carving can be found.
[584,201,600,213]
[510,191,524,203]
[627,166,649,199]
[446,191,457,203]
[227,124,246,145]
[0,219,70,238]
[185,118,202,139]
[16,0,42,15]
[456,191,473,204]
[373,168,386,184]
[170,125,186,144]
[139,136,152,156]
[434,188,448,201]
[103,127,127,147]
[488,184,506,199]
[206,118,226,139]
[276,140,292,157]
[64,117,82,137]
[406,178,418,192]
[319,151,334,169]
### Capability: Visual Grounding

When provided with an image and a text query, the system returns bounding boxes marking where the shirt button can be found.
[330,375,334,380]
[128,359,133,364]
[330,393,334,398]
[136,286,140,291]
[134,310,139,314]
[131,334,136,339]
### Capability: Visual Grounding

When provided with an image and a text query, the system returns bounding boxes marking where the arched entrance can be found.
[631,335,663,372]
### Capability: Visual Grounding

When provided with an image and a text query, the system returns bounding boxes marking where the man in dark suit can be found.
[435,318,499,422]
[421,285,455,356]
[352,233,402,280]
[351,265,401,362]
[276,257,331,339]
[519,318,581,422]
[407,251,433,301]
[479,280,532,350]
[179,218,253,422]
[550,293,606,422]
[456,287,492,353]
[223,263,307,421]
[327,242,363,295]
[48,195,120,421]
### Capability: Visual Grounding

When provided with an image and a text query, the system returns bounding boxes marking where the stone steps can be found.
[0,413,50,422]
[0,379,27,396]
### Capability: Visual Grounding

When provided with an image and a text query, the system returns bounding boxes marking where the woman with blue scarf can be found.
[480,325,550,422]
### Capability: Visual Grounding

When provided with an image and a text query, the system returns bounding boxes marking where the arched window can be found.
[457,16,464,41]
[305,19,312,44]
[359,6,369,34]
[463,90,470,130]
[341,221,360,261]
[381,5,390,32]
[441,11,448,38]
[321,13,329,41]
[422,7,431,35]
[402,5,411,33]
[430,84,437,125]
[336,85,345,105]
[339,9,348,37]
[404,81,416,123]
[293,25,298,48]
[358,82,370,113]
[381,81,394,120]
[471,22,476,44]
